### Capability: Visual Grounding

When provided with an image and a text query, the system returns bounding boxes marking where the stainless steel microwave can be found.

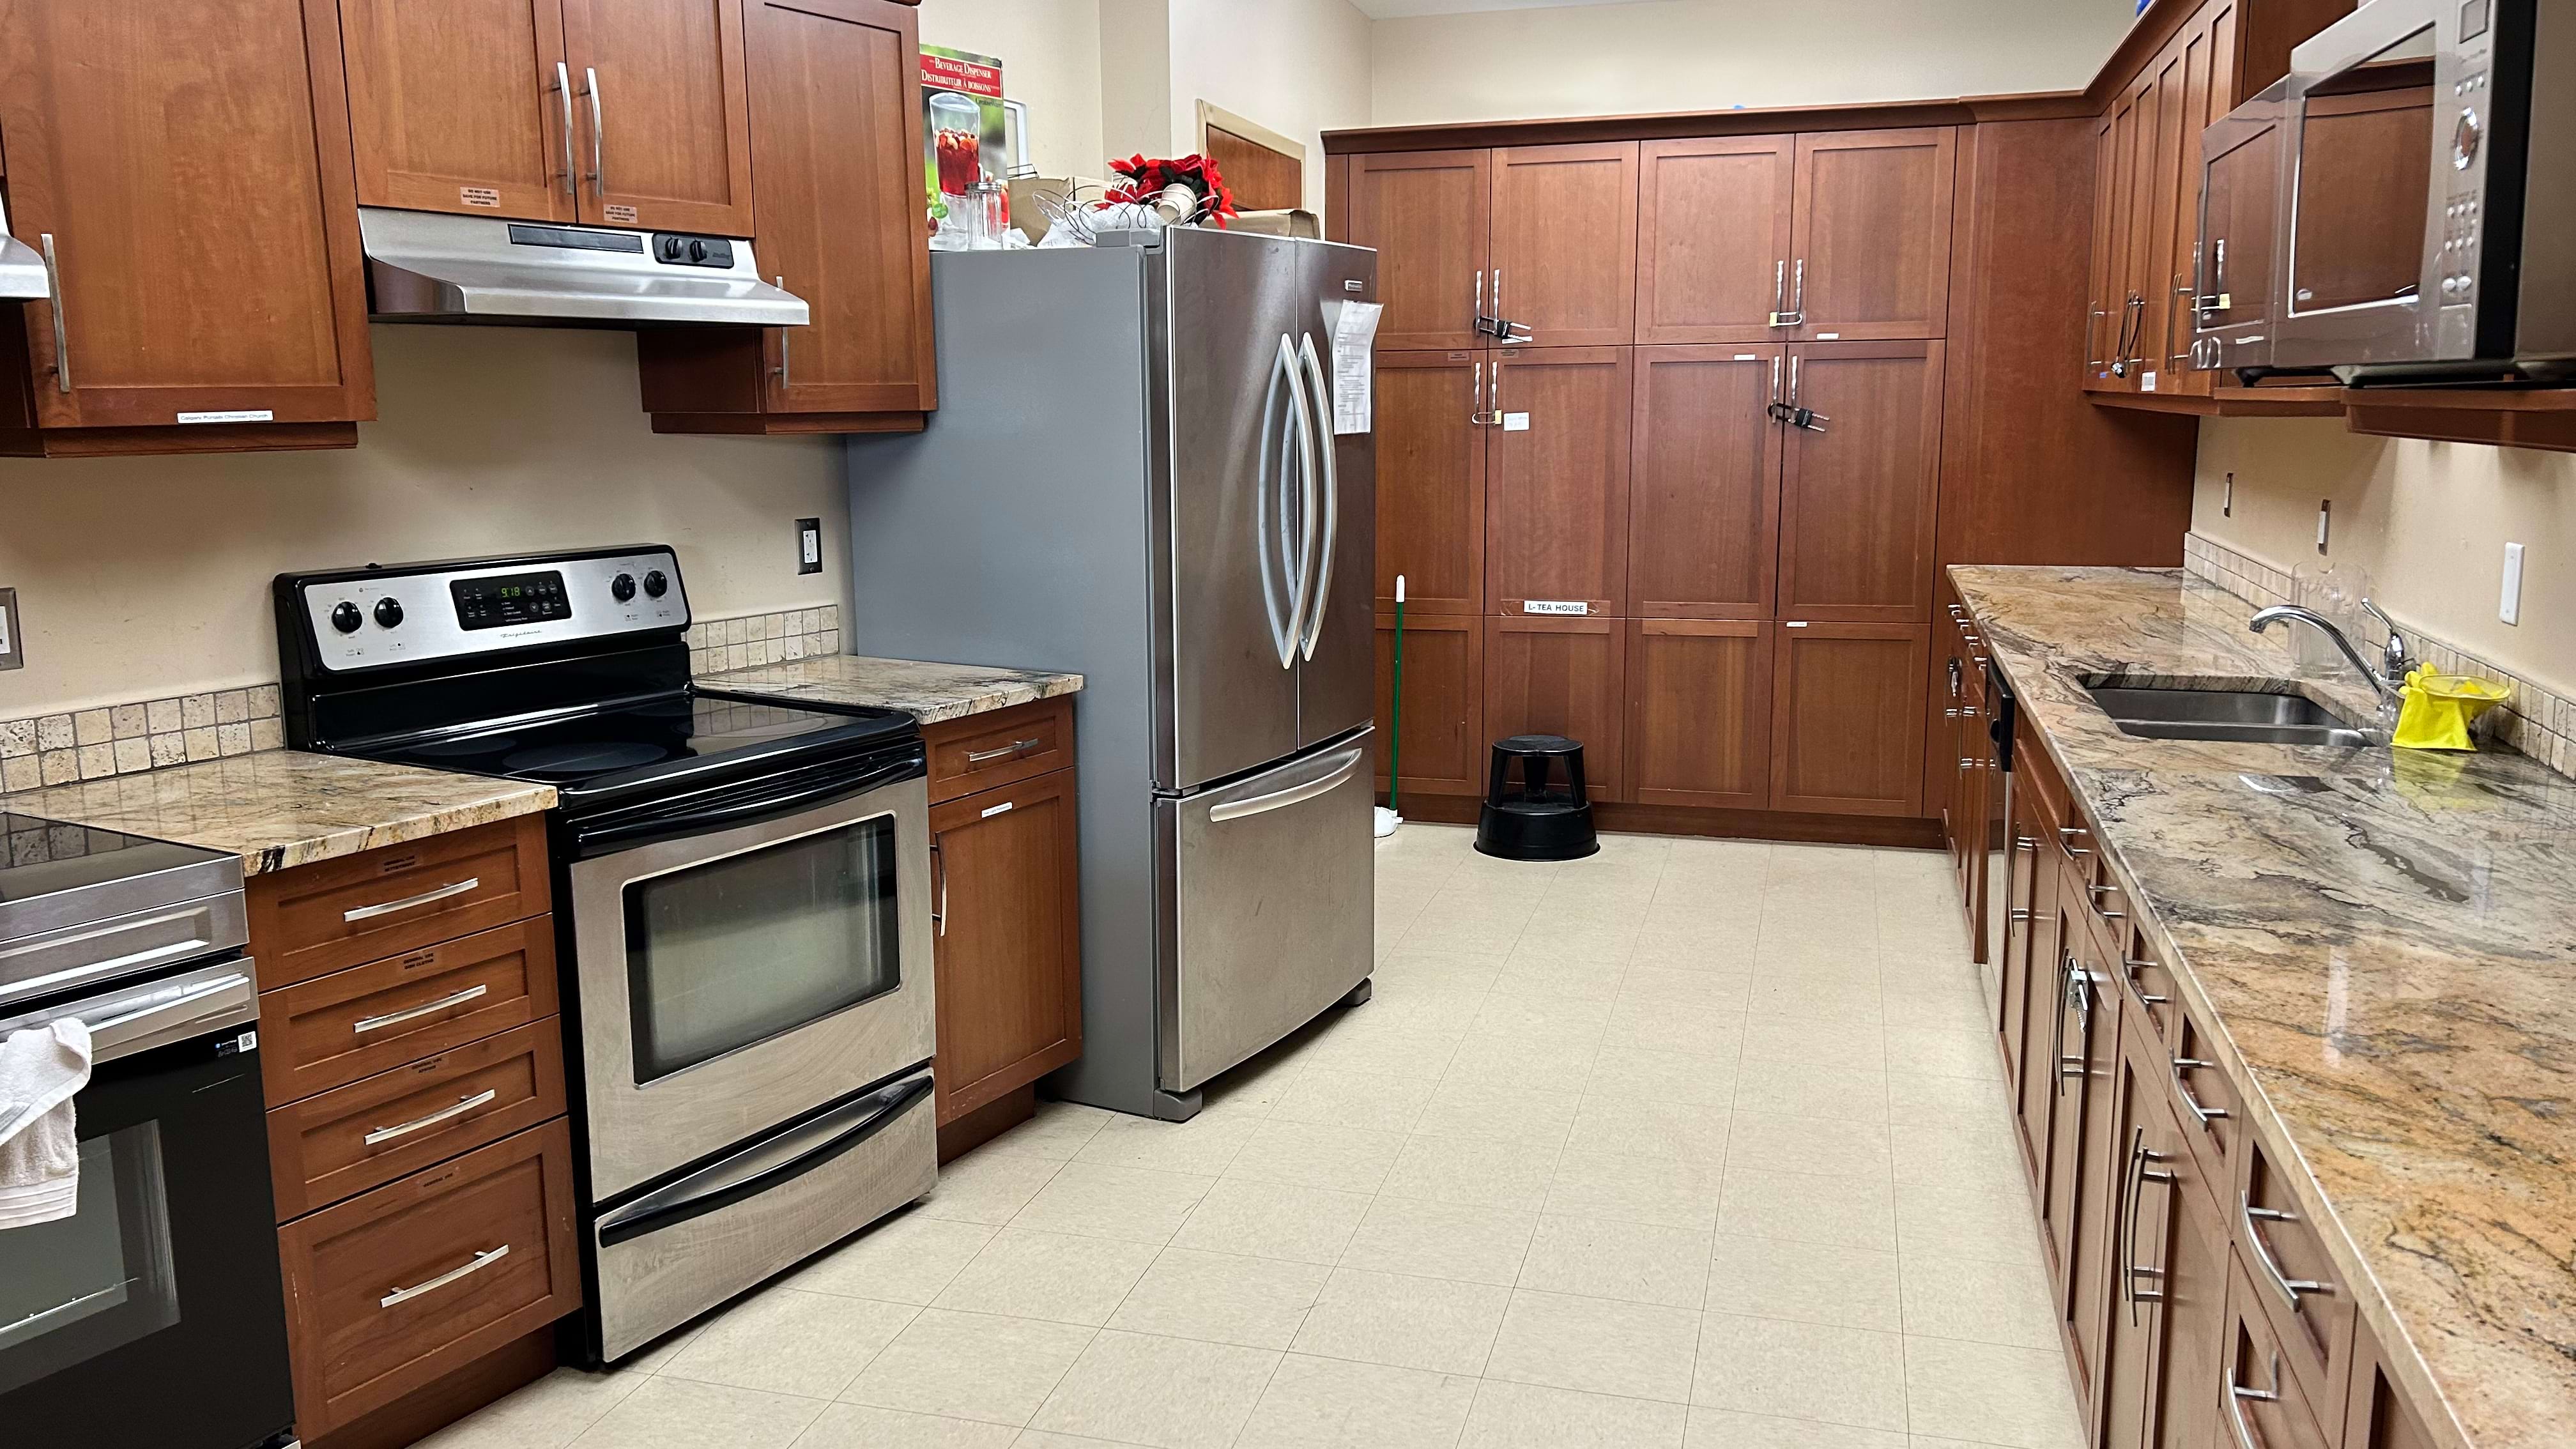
[2260,0,2575,382]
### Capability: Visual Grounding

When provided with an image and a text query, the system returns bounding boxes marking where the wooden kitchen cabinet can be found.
[1485,347,1632,616]
[1486,615,1626,803]
[1627,346,1782,619]
[1787,128,1954,341]
[1344,150,1491,351]
[640,0,935,433]
[1627,619,1772,811]
[1636,135,1797,344]
[1378,612,1486,799]
[927,763,1084,1128]
[1375,351,1489,617]
[0,0,373,456]
[1768,622,1926,816]
[557,0,755,234]
[1775,342,1945,623]
[2345,1320,2441,1449]
[1489,142,1639,346]
[2049,907,2122,1419]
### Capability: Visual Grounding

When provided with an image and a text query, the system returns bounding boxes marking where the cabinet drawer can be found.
[268,1020,567,1220]
[278,1120,580,1439]
[2237,1131,2357,1423]
[2115,926,2179,1047]
[250,815,551,990]
[924,697,1073,804]
[262,918,560,1105]
[2168,1006,2241,1207]
[2223,1252,2337,1449]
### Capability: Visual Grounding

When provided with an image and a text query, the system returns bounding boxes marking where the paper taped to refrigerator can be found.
[1330,301,1382,434]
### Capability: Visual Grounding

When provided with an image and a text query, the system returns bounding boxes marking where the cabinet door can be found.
[744,0,935,413]
[1346,150,1489,351]
[559,0,755,234]
[1376,351,1487,618]
[2083,112,2121,389]
[2011,799,2069,1179]
[1636,135,1797,344]
[2097,1038,2163,1449]
[1486,348,1632,617]
[2051,924,2120,1417]
[1489,142,1639,346]
[2128,54,2182,398]
[2343,1321,2441,1449]
[340,0,578,220]
[1775,342,1943,624]
[1486,616,1625,803]
[930,770,1084,1126]
[2145,1060,2233,1449]
[1376,613,1485,799]
[1768,622,1927,816]
[1629,346,1782,620]
[2098,82,2147,391]
[1788,128,1954,340]
[1629,620,1772,811]
[2159,18,2222,399]
[0,0,374,429]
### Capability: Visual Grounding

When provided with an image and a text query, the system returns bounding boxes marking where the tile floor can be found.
[421,825,2083,1449]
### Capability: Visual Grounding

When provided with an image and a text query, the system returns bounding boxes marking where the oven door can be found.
[0,961,291,1449]
[567,753,935,1201]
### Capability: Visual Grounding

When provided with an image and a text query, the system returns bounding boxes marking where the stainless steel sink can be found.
[2084,684,2373,747]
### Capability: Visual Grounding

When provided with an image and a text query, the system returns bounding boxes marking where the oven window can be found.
[624,813,903,1082]
[2290,25,2437,315]
[0,1124,181,1395]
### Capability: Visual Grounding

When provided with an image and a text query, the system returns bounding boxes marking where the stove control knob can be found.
[330,601,364,634]
[373,597,405,629]
[642,569,669,598]
[611,572,638,603]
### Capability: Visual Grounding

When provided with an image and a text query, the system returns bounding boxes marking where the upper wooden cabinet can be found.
[1375,350,1487,617]
[1345,150,1490,351]
[1484,347,1631,617]
[0,0,373,455]
[640,0,936,433]
[1489,142,1639,346]
[1776,341,1945,622]
[341,0,754,234]
[1790,128,1956,341]
[1628,345,1781,619]
[1636,136,1797,344]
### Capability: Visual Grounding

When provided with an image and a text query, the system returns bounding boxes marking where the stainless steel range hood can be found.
[359,207,808,327]
[0,195,48,302]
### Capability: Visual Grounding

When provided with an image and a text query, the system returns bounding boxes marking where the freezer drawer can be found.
[1156,731,1375,1095]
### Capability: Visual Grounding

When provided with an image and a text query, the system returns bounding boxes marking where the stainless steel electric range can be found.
[273,546,936,1363]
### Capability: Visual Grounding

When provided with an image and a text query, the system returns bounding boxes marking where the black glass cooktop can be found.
[360,689,916,792]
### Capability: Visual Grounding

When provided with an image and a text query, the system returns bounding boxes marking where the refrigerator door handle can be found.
[1278,332,1321,670]
[1255,333,1300,669]
[1208,744,1365,822]
[1295,332,1338,662]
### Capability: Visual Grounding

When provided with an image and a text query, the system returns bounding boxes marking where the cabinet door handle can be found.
[1767,259,1792,326]
[2242,1196,2335,1308]
[1785,257,1805,325]
[380,1245,510,1310]
[582,66,607,196]
[1768,355,1782,411]
[2226,1349,2284,1449]
[364,1089,499,1147]
[343,877,480,923]
[2172,1054,2230,1128]
[965,738,1042,764]
[2047,951,2071,1096]
[1788,355,1800,407]
[40,233,70,394]
[929,839,947,938]
[352,983,489,1035]
[2086,305,2106,369]
[1471,361,1496,425]
[1473,268,1483,334]
[552,62,578,198]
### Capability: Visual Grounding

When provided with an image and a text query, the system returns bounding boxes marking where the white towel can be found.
[0,1019,93,1230]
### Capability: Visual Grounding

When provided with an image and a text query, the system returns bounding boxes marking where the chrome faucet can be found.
[2248,604,2411,704]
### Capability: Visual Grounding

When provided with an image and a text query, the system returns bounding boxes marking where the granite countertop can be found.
[1952,565,2576,1449]
[0,751,556,876]
[699,654,1084,724]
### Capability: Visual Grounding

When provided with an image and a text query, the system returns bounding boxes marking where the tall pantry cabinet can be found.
[1343,126,1953,821]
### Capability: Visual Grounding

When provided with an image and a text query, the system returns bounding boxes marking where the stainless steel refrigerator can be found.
[842,228,1377,1121]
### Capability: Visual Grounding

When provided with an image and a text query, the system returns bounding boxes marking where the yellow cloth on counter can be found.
[2390,670,2510,753]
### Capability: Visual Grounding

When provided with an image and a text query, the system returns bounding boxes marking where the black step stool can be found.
[1475,733,1600,861]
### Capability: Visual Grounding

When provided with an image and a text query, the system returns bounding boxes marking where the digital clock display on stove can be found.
[452,570,572,630]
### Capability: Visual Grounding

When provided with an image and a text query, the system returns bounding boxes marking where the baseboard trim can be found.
[1386,793,1943,850]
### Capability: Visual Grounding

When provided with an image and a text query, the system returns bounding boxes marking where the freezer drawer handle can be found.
[1209,748,1365,824]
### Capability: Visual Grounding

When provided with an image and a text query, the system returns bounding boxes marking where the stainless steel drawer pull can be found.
[964,738,1042,764]
[344,877,480,923]
[2172,1055,2230,1128]
[353,984,489,1035]
[2242,1197,2335,1308]
[364,1089,498,1147]
[2226,1351,2284,1449]
[380,1245,510,1309]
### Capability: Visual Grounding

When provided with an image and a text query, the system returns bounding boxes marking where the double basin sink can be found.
[2085,681,2374,747]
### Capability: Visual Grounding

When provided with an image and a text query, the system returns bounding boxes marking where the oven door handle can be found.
[594,1071,933,1247]
[569,749,924,856]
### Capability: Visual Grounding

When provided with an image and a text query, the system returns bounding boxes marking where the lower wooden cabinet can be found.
[1627,618,1772,809]
[1485,613,1626,802]
[1769,622,1926,815]
[2223,1254,2340,1449]
[1377,611,1485,799]
[268,1022,567,1221]
[2345,1321,2440,1449]
[927,767,1084,1126]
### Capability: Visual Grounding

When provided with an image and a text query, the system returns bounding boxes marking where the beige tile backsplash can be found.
[0,605,839,796]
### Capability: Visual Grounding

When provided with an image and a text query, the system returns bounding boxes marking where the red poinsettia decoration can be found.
[1105,153,1239,227]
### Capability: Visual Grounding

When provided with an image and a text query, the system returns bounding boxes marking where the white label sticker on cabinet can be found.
[980,800,1016,818]
[1503,412,1530,431]
[2142,371,2159,392]
[459,187,502,208]
[603,204,639,225]
[1815,332,1839,340]
[1522,600,1588,615]
[176,410,275,424]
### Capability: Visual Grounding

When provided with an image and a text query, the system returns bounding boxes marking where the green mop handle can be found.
[1390,574,1405,815]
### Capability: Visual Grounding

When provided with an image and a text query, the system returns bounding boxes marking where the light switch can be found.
[2501,542,2524,625]
[2317,499,2331,553]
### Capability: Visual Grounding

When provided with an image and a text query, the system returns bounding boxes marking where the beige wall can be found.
[1170,0,1374,213]
[1368,0,2138,126]
[2193,419,2576,699]
[916,0,1107,180]
[0,326,845,717]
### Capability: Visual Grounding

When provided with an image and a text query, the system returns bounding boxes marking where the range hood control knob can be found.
[611,572,638,603]
[373,597,405,629]
[330,601,364,634]
[642,569,669,598]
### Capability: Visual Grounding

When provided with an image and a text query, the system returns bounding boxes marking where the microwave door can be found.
[2276,6,2444,367]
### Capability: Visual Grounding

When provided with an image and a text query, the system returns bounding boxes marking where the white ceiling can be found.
[1351,0,1644,19]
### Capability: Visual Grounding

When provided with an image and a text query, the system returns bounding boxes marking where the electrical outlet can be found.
[2501,542,2524,625]
[2317,498,2331,553]
[0,588,20,671]
[795,518,822,576]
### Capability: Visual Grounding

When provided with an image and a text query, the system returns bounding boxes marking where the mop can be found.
[1374,574,1404,838]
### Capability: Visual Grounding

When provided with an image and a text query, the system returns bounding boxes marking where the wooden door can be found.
[1788,128,1954,340]
[0,0,374,431]
[1485,348,1632,617]
[2053,923,2121,1417]
[340,0,578,220]
[2145,1054,2233,1449]
[1636,135,1797,344]
[2159,15,2223,399]
[2096,1038,2161,1449]
[930,770,1084,1125]
[1768,622,1927,816]
[1775,342,1944,624]
[1346,150,1489,351]
[1377,613,1484,800]
[745,0,933,413]
[2105,79,2149,389]
[1486,615,1625,802]
[2084,112,2122,390]
[1628,620,1772,810]
[1376,351,1487,617]
[1488,142,1639,346]
[559,0,755,234]
[2010,795,2069,1179]
[2128,55,2181,398]
[1628,346,1782,619]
